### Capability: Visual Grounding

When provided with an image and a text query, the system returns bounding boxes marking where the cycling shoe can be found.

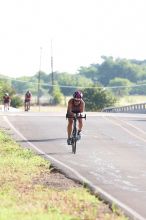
[67,138,72,145]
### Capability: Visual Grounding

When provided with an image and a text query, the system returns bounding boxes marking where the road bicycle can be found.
[4,102,10,111]
[66,111,86,154]
[24,101,30,111]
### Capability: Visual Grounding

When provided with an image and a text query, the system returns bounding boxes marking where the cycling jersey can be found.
[25,93,31,102]
[67,98,85,113]
[3,96,10,103]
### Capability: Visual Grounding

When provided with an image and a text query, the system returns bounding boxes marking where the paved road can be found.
[1,111,146,220]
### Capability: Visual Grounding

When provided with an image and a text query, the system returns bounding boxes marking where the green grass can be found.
[0,130,128,220]
[117,95,146,106]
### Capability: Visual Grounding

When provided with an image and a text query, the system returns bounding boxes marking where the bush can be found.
[83,87,116,111]
[50,85,64,105]
[11,96,23,108]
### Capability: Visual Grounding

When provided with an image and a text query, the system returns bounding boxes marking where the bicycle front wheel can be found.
[72,137,76,154]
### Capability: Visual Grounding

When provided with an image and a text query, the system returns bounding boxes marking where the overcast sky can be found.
[0,0,146,77]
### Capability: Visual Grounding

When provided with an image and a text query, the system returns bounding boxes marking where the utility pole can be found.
[51,39,54,86]
[37,47,42,111]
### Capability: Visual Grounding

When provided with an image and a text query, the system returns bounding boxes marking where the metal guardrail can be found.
[102,102,146,113]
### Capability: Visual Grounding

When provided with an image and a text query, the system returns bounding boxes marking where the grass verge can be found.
[117,95,146,106]
[0,130,128,220]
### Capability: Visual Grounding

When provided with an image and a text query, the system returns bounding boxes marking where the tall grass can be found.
[117,95,146,106]
[0,130,128,220]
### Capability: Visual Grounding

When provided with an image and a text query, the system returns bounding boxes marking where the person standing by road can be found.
[66,90,85,145]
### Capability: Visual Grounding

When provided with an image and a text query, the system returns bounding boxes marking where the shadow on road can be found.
[38,152,72,156]
[17,138,66,143]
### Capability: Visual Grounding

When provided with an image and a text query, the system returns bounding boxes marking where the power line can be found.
[1,75,146,89]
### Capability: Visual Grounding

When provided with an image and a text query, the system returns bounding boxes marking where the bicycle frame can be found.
[4,102,10,111]
[71,113,78,154]
[24,101,30,111]
[66,111,86,154]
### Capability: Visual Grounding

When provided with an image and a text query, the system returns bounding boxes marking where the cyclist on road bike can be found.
[3,93,11,111]
[24,90,32,111]
[67,90,85,145]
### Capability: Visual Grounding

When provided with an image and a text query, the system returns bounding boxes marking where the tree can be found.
[0,80,15,103]
[108,77,133,96]
[97,56,143,85]
[130,80,146,95]
[82,87,116,111]
[48,72,93,96]
[78,64,99,81]
[51,85,64,105]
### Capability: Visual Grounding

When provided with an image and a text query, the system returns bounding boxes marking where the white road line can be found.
[3,115,145,220]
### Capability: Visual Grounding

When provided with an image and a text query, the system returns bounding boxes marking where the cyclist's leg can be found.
[24,101,28,111]
[24,101,26,111]
[8,102,10,110]
[77,118,83,139]
[78,118,83,132]
[67,118,73,138]
[26,102,29,111]
[4,102,8,111]
[67,118,73,144]
[28,101,30,110]
[4,103,6,111]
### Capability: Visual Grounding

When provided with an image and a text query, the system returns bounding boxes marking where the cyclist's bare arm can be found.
[80,100,85,112]
[67,100,72,112]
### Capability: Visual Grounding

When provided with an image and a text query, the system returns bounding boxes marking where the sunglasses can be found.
[74,98,81,102]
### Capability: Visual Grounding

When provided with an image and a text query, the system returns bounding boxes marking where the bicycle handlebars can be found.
[66,112,86,120]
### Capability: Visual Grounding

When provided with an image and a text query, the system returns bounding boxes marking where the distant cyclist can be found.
[24,90,32,111]
[3,93,11,111]
[66,90,85,145]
